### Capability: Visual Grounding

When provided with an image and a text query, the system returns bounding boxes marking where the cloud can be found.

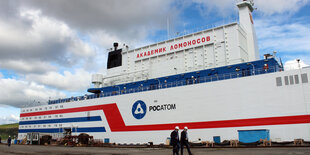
[284,59,309,70]
[19,0,176,39]
[255,0,310,15]
[0,114,20,125]
[190,0,310,17]
[0,78,65,108]
[255,17,310,57]
[0,60,57,74]
[190,0,234,17]
[0,0,169,78]
[0,72,3,78]
[0,8,96,74]
[26,69,91,92]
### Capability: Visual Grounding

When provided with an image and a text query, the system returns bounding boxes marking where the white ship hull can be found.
[18,67,310,144]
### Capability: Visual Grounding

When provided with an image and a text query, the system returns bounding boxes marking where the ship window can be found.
[289,75,294,85]
[276,77,282,86]
[294,75,299,84]
[49,107,52,109]
[39,108,42,111]
[107,49,122,69]
[301,73,308,83]
[60,105,63,108]
[48,115,51,118]
[284,76,289,85]
[43,125,46,127]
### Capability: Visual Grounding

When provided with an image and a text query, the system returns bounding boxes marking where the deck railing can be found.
[48,66,280,104]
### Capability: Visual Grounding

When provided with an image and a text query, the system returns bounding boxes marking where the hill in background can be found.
[0,123,19,141]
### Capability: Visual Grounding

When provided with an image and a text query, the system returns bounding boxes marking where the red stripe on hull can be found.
[20,103,310,131]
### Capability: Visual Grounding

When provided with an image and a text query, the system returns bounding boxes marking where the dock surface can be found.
[1,144,310,155]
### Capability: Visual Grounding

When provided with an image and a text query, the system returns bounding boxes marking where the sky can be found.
[0,0,310,125]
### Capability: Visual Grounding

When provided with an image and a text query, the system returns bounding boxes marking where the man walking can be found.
[181,127,193,155]
[170,126,180,155]
[7,136,11,147]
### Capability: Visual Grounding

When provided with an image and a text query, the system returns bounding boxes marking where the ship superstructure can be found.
[90,0,259,89]
[18,0,310,144]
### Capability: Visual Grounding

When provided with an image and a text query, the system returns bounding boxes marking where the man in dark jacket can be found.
[170,126,180,155]
[7,136,11,147]
[181,127,192,155]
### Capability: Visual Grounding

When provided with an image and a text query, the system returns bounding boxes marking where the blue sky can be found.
[0,0,310,125]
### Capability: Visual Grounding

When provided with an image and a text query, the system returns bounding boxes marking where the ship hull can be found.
[18,68,310,144]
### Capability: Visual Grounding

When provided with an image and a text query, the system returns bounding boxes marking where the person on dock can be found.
[171,126,180,155]
[181,127,193,155]
[7,136,11,147]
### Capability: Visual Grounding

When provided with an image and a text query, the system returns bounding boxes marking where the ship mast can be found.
[237,0,259,61]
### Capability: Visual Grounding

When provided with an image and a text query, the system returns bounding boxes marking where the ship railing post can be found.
[155,79,161,89]
[247,63,255,75]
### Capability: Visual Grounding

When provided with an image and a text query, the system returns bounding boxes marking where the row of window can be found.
[276,73,308,86]
[21,114,64,121]
[20,124,63,129]
[22,105,64,113]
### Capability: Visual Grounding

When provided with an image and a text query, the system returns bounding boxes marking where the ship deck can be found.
[48,58,282,105]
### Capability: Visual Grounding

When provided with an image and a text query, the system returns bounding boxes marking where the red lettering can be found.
[174,44,178,49]
[178,43,183,48]
[155,49,159,54]
[140,53,143,58]
[147,51,150,56]
[151,50,154,55]
[207,36,210,41]
[170,45,174,50]
[197,38,201,44]
[137,54,140,58]
[144,52,147,57]
[159,48,163,53]
[192,40,196,45]
[202,37,205,42]
[187,41,192,46]
[183,42,187,47]
[163,47,166,52]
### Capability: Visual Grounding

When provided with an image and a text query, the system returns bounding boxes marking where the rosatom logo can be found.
[132,100,147,119]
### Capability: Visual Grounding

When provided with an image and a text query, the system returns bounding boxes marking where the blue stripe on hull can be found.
[18,127,106,133]
[19,116,102,125]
